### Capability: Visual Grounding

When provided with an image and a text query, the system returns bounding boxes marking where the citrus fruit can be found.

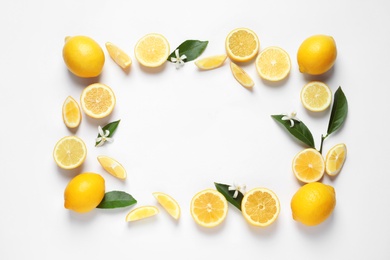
[97,155,127,180]
[194,54,227,70]
[291,182,336,226]
[325,143,347,176]
[80,83,116,119]
[153,192,181,220]
[190,189,228,228]
[62,35,105,78]
[62,96,81,128]
[105,42,132,69]
[300,81,332,112]
[126,206,159,222]
[64,172,105,213]
[292,148,325,183]
[255,46,291,81]
[134,33,170,68]
[53,136,87,169]
[297,34,337,75]
[230,62,254,88]
[241,187,280,227]
[225,28,259,62]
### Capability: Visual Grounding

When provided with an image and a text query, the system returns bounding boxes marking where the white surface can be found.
[1,0,389,259]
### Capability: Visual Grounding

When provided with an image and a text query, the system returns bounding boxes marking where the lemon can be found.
[105,42,132,69]
[62,96,82,129]
[300,81,332,112]
[80,83,116,119]
[153,192,181,220]
[53,136,87,170]
[194,54,227,70]
[97,155,127,180]
[225,28,259,62]
[325,143,347,176]
[255,46,291,81]
[292,148,325,183]
[291,182,336,226]
[134,33,170,68]
[64,172,105,213]
[297,34,337,75]
[230,62,254,88]
[126,206,159,222]
[62,36,105,78]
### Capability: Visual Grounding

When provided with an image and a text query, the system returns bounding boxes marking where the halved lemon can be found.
[153,192,181,220]
[300,81,332,112]
[292,148,325,183]
[62,96,81,128]
[97,155,127,180]
[194,54,227,70]
[190,189,228,228]
[225,28,259,62]
[241,187,280,227]
[80,83,116,119]
[325,143,347,176]
[230,62,254,88]
[53,136,87,169]
[105,42,132,69]
[134,33,170,68]
[255,46,291,81]
[126,206,159,222]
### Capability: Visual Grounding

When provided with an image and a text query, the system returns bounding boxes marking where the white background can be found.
[1,0,389,259]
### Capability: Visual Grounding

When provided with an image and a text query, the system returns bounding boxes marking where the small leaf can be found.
[327,87,348,136]
[167,40,208,62]
[97,191,137,209]
[271,115,315,148]
[214,182,243,211]
[95,119,120,146]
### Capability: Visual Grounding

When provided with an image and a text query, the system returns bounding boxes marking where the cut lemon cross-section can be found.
[325,143,347,176]
[230,62,254,88]
[80,83,116,119]
[53,136,87,169]
[190,189,228,228]
[292,148,325,183]
[134,33,170,68]
[126,206,159,222]
[153,192,181,220]
[255,46,291,81]
[241,187,280,227]
[300,81,332,112]
[97,155,127,180]
[62,96,81,128]
[105,42,132,69]
[225,28,259,62]
[195,54,227,70]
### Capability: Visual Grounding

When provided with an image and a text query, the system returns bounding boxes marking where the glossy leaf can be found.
[214,182,243,211]
[327,87,348,135]
[95,119,120,146]
[167,40,208,62]
[97,191,137,209]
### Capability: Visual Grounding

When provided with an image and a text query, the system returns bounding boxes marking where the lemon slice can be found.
[292,148,325,183]
[126,206,159,222]
[134,33,170,68]
[300,81,332,112]
[241,187,280,227]
[153,192,181,220]
[225,28,259,62]
[105,42,132,69]
[80,83,116,119]
[194,54,227,70]
[325,143,347,176]
[53,136,87,169]
[230,62,254,88]
[62,96,81,128]
[255,46,291,81]
[97,155,127,180]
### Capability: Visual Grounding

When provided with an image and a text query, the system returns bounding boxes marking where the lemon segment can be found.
[325,143,347,176]
[195,54,227,70]
[105,42,132,69]
[300,81,332,112]
[126,206,159,222]
[292,148,325,183]
[153,192,181,220]
[230,62,254,88]
[80,83,116,119]
[53,136,87,170]
[134,33,170,68]
[62,96,81,128]
[225,28,259,62]
[97,155,127,180]
[256,46,291,81]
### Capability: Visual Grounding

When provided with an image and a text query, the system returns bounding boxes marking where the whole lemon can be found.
[291,182,336,226]
[64,172,105,213]
[62,36,105,78]
[297,35,337,75]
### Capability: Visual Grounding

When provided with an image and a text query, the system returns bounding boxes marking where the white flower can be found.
[281,111,301,128]
[228,183,246,199]
[170,49,187,69]
[96,126,113,147]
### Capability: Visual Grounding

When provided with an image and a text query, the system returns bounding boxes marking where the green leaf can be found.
[327,87,348,136]
[167,40,208,62]
[97,191,137,209]
[214,182,243,211]
[271,115,315,148]
[95,119,120,147]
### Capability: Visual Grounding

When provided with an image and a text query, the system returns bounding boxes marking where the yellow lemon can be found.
[62,96,81,128]
[300,81,332,112]
[195,54,227,70]
[325,143,347,176]
[292,148,325,183]
[80,83,116,119]
[255,46,291,81]
[97,155,127,180]
[230,62,254,88]
[105,42,132,69]
[134,33,170,68]
[53,136,87,170]
[225,28,259,62]
[126,206,159,222]
[64,172,105,213]
[297,34,337,75]
[62,36,105,78]
[291,182,336,226]
[153,192,181,220]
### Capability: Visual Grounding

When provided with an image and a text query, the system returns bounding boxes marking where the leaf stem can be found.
[319,134,328,154]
